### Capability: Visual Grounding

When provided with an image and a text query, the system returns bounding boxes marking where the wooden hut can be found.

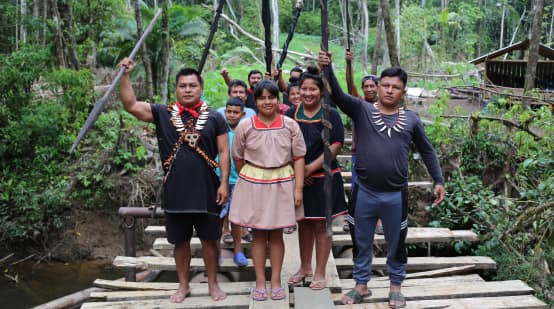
[470,39,554,104]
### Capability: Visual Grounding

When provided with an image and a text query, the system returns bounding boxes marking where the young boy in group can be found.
[217,97,249,266]
[318,51,445,308]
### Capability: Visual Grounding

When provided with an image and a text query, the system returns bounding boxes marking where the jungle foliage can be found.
[0,0,553,303]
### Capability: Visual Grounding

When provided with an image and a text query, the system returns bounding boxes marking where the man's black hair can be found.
[289,67,303,83]
[247,70,263,80]
[361,75,380,86]
[175,68,203,86]
[226,97,245,110]
[380,67,408,87]
[253,80,280,100]
[228,79,248,95]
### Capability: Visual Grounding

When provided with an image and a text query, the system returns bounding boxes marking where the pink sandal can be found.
[251,288,267,301]
[271,287,286,300]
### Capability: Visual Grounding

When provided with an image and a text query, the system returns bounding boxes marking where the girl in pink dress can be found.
[229,80,306,301]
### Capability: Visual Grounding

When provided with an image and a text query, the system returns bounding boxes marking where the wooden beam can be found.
[81,294,251,308]
[334,280,534,304]
[93,280,254,292]
[341,274,484,289]
[293,287,334,309]
[113,256,496,272]
[334,256,496,271]
[335,295,547,309]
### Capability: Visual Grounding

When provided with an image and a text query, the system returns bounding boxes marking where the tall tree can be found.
[134,0,154,101]
[20,0,27,45]
[548,4,553,44]
[50,0,66,67]
[159,0,171,104]
[361,0,369,75]
[60,0,80,70]
[371,4,383,75]
[499,0,507,48]
[380,0,400,67]
[271,0,279,63]
[394,0,400,58]
[524,0,545,92]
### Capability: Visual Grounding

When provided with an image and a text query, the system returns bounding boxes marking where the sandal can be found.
[388,291,406,308]
[251,288,267,301]
[241,233,252,242]
[222,233,233,244]
[309,279,326,290]
[288,271,313,285]
[270,287,286,300]
[341,288,371,305]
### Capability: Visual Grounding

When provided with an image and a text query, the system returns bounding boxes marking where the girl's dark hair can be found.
[299,64,323,90]
[287,82,300,92]
[253,80,280,100]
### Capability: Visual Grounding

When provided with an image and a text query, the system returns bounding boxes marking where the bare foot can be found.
[170,286,190,303]
[209,282,227,301]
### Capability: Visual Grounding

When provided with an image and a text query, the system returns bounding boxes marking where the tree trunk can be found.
[61,0,80,70]
[159,0,171,104]
[421,0,426,7]
[50,0,65,67]
[394,0,400,58]
[20,0,27,45]
[33,0,40,44]
[547,5,554,47]
[271,0,279,64]
[499,0,506,48]
[380,0,400,67]
[524,0,544,93]
[362,0,369,75]
[134,0,154,101]
[42,0,48,47]
[371,4,383,75]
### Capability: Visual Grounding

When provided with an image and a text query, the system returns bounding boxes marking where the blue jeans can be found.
[352,184,407,286]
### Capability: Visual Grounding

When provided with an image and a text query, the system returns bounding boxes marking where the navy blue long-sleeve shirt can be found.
[326,67,444,192]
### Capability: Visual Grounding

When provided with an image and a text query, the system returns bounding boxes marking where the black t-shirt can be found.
[151,104,229,214]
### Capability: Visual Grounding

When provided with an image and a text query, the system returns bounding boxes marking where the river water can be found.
[0,259,125,308]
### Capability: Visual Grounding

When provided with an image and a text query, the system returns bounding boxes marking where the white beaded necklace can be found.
[170,101,210,132]
[371,102,406,138]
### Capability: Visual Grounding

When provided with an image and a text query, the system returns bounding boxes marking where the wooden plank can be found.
[293,287,334,309]
[144,226,165,235]
[81,294,251,309]
[334,256,496,271]
[153,237,251,251]
[332,228,478,246]
[93,280,255,293]
[341,274,484,289]
[334,295,547,309]
[403,265,477,279]
[114,256,495,272]
[332,280,534,304]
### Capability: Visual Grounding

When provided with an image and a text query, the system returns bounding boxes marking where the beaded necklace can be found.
[371,102,406,138]
[162,102,217,183]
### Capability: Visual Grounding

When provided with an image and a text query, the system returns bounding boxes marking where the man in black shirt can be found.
[119,58,230,303]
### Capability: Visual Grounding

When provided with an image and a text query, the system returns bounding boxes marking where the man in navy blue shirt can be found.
[319,51,445,308]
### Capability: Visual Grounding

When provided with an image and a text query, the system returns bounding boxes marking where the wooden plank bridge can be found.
[79,150,546,308]
[80,223,546,308]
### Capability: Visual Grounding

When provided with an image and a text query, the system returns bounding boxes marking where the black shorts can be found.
[165,212,222,244]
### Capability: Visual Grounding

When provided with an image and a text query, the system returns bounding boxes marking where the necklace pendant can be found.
[378,125,387,132]
[387,128,392,138]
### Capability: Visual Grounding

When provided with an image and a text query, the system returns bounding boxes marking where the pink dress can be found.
[229,115,306,230]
